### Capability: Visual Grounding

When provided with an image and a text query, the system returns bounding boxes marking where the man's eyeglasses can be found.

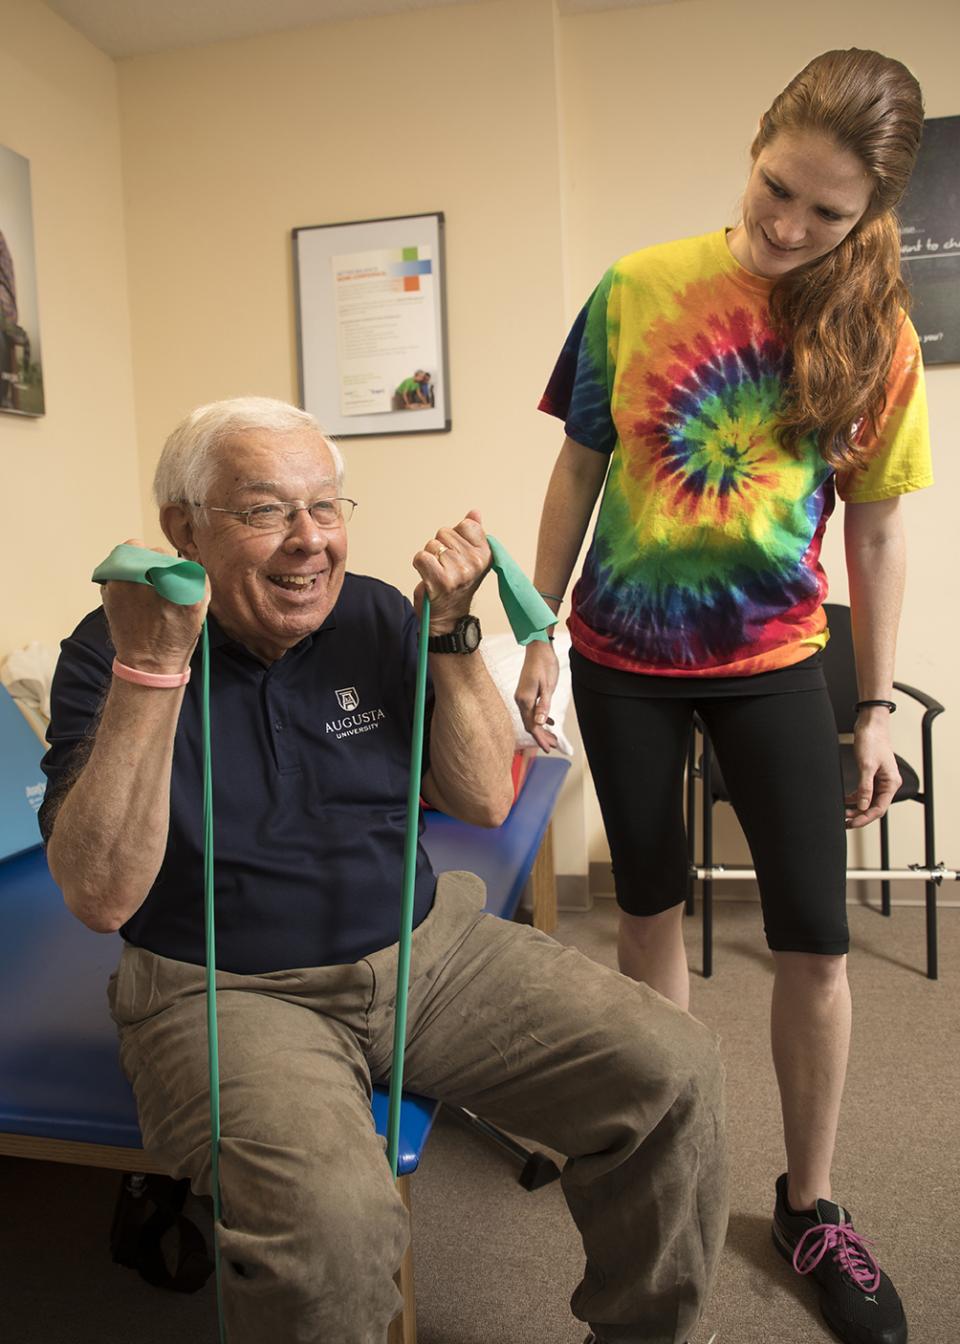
[198,498,358,532]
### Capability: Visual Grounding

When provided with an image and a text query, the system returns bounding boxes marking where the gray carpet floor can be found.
[1,898,956,1343]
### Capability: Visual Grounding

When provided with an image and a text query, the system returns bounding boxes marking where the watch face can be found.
[428,616,482,653]
[460,616,481,651]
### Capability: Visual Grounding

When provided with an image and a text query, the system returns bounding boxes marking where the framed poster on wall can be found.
[0,143,45,416]
[293,211,450,438]
[899,115,960,366]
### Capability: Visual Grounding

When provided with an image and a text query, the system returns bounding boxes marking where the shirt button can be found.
[274,720,283,731]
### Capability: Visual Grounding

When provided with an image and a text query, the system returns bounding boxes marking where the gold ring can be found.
[435,544,447,558]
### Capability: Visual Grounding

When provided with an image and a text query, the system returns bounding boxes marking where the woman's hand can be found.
[515,639,560,752]
[845,711,901,828]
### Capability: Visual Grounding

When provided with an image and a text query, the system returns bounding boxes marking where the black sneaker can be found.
[772,1173,907,1344]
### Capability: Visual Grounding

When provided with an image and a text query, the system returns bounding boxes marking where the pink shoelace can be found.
[792,1222,881,1293]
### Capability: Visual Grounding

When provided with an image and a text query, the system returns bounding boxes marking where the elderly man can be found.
[40,397,726,1344]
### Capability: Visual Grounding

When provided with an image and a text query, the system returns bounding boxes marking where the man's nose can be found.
[282,506,330,551]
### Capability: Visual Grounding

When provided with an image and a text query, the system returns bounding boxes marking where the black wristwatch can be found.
[427,615,482,654]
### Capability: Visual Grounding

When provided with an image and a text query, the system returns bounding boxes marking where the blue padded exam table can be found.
[0,755,570,1172]
[0,754,569,1343]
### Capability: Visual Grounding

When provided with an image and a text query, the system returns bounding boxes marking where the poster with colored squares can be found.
[294,212,450,437]
[331,244,437,417]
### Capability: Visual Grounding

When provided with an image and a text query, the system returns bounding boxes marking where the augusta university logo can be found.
[326,687,386,740]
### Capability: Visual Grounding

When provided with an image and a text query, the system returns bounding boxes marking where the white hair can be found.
[153,396,345,509]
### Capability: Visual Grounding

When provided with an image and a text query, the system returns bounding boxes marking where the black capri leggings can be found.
[572,674,849,955]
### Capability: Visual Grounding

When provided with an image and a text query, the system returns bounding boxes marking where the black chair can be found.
[688,603,946,979]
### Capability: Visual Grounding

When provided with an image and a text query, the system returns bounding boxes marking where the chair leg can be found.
[701,735,714,979]
[387,1175,417,1344]
[879,813,891,916]
[685,727,697,917]
[447,1106,562,1190]
[920,773,940,979]
[925,881,938,981]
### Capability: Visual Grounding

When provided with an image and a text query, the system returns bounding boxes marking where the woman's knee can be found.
[618,903,686,949]
[772,949,848,992]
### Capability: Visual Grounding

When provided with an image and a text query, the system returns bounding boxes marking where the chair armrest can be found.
[893,684,944,834]
[892,682,945,717]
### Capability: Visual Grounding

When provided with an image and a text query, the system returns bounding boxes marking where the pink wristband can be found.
[112,656,191,689]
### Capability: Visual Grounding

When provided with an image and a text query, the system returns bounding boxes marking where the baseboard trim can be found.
[589,861,614,897]
[556,873,592,911]
[520,873,592,913]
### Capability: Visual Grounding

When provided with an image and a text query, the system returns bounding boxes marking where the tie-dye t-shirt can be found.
[540,230,932,678]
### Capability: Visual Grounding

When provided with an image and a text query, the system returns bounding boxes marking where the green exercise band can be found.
[200,621,226,1342]
[387,598,430,1178]
[92,538,553,1341]
[91,544,208,606]
[485,535,556,645]
[93,547,226,1334]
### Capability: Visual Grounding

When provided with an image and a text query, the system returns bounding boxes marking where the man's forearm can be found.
[422,654,515,827]
[47,681,184,932]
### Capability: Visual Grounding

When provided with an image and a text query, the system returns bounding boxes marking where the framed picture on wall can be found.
[293,211,450,438]
[899,115,960,366]
[0,143,45,417]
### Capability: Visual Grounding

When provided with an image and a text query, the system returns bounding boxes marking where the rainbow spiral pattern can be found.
[542,233,838,675]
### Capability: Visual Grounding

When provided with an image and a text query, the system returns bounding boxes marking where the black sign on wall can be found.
[899,114,960,366]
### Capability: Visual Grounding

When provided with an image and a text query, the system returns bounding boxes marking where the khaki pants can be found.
[108,872,726,1344]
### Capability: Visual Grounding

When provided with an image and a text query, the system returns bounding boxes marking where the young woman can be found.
[517,48,930,1344]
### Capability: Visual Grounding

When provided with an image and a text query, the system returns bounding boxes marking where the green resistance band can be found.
[486,535,556,645]
[385,537,552,1177]
[92,545,226,1338]
[92,539,553,1338]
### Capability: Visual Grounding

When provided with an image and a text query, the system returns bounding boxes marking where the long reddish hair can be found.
[753,49,924,469]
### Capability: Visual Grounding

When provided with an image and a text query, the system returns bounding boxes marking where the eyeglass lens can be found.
[246,500,355,529]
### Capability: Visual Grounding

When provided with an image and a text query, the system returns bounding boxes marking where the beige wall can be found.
[117,0,567,593]
[0,0,140,652]
[559,0,959,888]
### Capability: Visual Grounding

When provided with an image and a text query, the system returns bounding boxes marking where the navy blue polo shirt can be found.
[40,573,438,973]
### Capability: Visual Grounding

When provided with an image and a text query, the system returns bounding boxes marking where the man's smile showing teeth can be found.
[268,574,318,590]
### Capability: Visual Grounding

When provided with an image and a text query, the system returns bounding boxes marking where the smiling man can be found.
[40,397,726,1344]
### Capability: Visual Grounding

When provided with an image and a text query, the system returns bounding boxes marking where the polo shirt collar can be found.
[204,607,338,665]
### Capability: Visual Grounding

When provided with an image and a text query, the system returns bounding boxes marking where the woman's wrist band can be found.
[854,698,896,715]
[537,591,564,605]
[112,657,191,689]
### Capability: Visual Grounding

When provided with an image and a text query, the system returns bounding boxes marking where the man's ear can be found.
[161,503,201,561]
